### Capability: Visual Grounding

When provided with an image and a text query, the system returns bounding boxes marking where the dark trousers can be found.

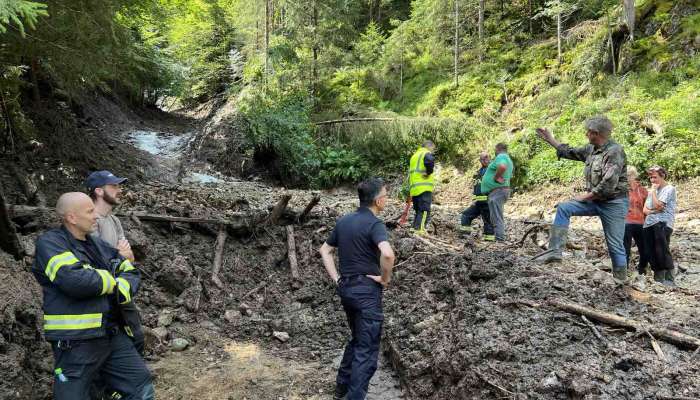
[460,201,494,235]
[412,191,432,231]
[336,276,383,400]
[643,222,674,272]
[624,223,649,273]
[52,330,153,400]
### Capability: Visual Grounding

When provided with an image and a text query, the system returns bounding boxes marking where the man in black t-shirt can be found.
[320,178,396,400]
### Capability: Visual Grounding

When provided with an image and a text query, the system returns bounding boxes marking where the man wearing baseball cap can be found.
[86,170,147,399]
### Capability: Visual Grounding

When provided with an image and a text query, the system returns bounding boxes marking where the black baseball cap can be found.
[85,170,127,191]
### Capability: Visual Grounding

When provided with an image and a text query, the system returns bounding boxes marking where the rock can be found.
[152,327,169,342]
[157,311,173,327]
[156,255,193,296]
[536,372,562,393]
[568,378,596,398]
[200,320,217,330]
[272,331,290,343]
[413,313,444,333]
[396,238,417,257]
[268,318,284,332]
[171,338,189,352]
[239,302,253,317]
[224,309,241,323]
[469,266,499,281]
[125,228,149,260]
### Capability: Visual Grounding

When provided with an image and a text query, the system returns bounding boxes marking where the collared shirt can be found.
[556,140,628,200]
[326,207,389,277]
[644,184,677,229]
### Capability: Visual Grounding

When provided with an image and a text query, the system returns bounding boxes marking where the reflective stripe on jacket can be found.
[32,226,140,341]
[409,147,435,197]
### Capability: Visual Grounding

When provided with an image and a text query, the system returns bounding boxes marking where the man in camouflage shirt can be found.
[533,116,630,282]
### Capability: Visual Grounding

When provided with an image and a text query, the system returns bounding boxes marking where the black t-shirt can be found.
[326,207,389,277]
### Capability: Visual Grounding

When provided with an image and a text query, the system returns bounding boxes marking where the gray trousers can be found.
[487,188,510,241]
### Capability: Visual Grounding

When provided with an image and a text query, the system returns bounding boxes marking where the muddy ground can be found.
[1,94,699,400]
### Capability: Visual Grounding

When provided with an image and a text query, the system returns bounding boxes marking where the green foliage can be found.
[238,87,319,186]
[0,0,47,35]
[315,147,370,188]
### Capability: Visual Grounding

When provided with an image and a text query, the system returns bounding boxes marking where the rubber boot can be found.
[333,384,348,400]
[458,225,472,233]
[612,265,628,284]
[483,234,495,242]
[653,270,665,283]
[531,225,568,263]
[663,269,676,288]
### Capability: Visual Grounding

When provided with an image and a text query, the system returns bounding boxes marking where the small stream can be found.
[128,130,222,184]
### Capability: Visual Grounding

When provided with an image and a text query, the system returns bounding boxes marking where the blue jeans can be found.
[553,197,629,267]
[336,276,383,400]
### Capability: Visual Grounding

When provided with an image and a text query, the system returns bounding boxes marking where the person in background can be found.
[643,165,677,286]
[533,116,629,283]
[459,152,495,241]
[623,166,649,275]
[480,143,514,242]
[408,141,436,235]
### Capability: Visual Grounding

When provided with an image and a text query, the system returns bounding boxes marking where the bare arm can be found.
[319,242,340,284]
[536,128,562,148]
[494,163,507,183]
[377,241,395,285]
[649,187,666,212]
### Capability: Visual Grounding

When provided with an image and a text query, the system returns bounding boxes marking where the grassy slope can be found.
[350,0,700,187]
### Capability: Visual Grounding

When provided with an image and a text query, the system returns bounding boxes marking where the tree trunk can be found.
[528,0,533,35]
[556,10,562,65]
[264,0,270,83]
[311,0,319,97]
[454,0,459,86]
[30,57,41,102]
[607,10,617,74]
[478,0,485,62]
[623,0,635,41]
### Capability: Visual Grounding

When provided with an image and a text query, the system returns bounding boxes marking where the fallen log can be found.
[211,225,227,289]
[286,225,301,288]
[269,194,292,225]
[549,299,700,350]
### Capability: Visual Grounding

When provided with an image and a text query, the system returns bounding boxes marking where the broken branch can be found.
[549,299,700,350]
[211,225,228,289]
[269,194,292,225]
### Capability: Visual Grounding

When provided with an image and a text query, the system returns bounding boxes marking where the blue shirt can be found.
[326,207,389,277]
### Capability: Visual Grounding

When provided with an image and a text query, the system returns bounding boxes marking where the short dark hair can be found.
[495,143,508,152]
[358,177,385,207]
[423,140,435,149]
[88,188,98,200]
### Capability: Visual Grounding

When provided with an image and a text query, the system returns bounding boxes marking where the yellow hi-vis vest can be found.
[408,147,434,197]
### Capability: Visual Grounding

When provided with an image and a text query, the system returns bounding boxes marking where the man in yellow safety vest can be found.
[408,141,436,235]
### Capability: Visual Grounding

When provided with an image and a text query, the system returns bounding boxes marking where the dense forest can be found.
[1,0,699,188]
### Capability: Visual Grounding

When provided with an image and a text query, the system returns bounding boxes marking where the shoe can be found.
[653,270,664,283]
[412,228,428,236]
[483,234,495,242]
[333,384,348,400]
[458,225,472,233]
[662,269,676,287]
[532,225,568,263]
[612,265,628,284]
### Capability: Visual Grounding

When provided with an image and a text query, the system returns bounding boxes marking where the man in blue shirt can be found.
[319,178,396,400]
[459,152,495,241]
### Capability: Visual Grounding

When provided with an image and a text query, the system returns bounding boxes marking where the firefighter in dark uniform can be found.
[320,178,396,400]
[32,192,153,400]
[459,152,495,241]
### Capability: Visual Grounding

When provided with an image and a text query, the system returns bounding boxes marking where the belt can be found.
[491,186,510,191]
[338,275,376,286]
